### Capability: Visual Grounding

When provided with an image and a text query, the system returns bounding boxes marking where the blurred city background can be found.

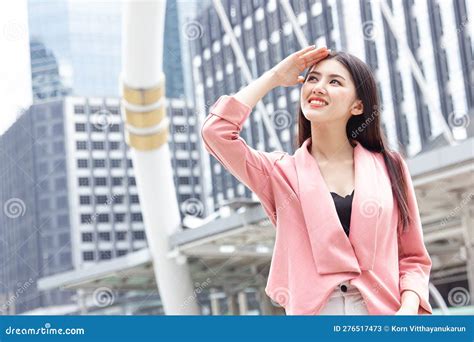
[0,0,472,315]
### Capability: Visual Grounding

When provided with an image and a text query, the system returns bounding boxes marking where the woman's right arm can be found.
[201,45,329,220]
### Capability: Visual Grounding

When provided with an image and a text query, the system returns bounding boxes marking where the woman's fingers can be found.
[295,45,316,56]
[300,47,329,62]
[301,48,330,68]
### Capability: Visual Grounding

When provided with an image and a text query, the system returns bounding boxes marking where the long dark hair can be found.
[296,51,412,234]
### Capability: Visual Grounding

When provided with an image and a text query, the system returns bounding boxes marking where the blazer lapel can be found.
[294,139,381,275]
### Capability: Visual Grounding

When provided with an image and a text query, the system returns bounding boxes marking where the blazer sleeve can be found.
[201,95,284,225]
[397,155,433,315]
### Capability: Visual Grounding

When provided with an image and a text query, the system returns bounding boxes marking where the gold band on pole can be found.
[126,127,169,151]
[122,80,168,150]
[125,106,166,128]
[123,82,165,106]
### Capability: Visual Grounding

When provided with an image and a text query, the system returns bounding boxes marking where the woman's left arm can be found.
[396,290,421,315]
[395,155,433,315]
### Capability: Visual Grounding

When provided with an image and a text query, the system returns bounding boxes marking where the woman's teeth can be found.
[310,100,327,106]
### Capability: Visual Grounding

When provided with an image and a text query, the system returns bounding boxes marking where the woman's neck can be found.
[310,122,354,163]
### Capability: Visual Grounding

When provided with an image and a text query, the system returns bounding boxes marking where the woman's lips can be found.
[308,102,328,109]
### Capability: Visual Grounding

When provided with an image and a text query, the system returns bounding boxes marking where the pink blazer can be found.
[201,95,433,315]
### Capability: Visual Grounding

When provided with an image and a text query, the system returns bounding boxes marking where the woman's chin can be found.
[302,110,330,122]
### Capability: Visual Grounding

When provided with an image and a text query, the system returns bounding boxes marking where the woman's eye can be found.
[306,76,340,85]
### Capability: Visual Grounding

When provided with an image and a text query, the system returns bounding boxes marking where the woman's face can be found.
[300,58,363,123]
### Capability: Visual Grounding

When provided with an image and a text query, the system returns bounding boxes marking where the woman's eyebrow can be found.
[308,70,346,81]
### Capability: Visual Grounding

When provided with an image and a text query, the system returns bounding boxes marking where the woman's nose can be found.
[312,86,327,95]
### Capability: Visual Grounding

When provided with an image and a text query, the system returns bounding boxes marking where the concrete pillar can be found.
[237,291,248,315]
[209,288,221,315]
[227,291,238,315]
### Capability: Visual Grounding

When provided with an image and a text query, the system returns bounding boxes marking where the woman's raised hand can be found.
[269,46,330,87]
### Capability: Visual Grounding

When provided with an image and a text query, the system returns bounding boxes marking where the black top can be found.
[330,189,354,237]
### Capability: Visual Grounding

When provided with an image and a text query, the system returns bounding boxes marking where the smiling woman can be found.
[201,46,432,316]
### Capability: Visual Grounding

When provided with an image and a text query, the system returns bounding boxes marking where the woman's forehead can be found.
[309,59,348,76]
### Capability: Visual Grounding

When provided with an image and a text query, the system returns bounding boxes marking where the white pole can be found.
[121,0,199,315]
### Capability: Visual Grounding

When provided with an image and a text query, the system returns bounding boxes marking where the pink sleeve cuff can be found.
[209,95,252,129]
[400,275,433,314]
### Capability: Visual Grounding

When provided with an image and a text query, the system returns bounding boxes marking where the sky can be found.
[0,0,32,135]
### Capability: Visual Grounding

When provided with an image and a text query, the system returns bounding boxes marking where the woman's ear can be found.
[350,99,364,115]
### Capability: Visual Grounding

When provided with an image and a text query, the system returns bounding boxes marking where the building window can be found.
[57,196,68,209]
[92,141,105,150]
[111,159,122,168]
[130,194,140,204]
[114,195,124,204]
[99,250,112,260]
[109,125,120,132]
[114,213,126,222]
[115,231,127,240]
[74,105,85,114]
[57,214,69,227]
[96,195,108,204]
[98,213,109,223]
[39,199,50,210]
[78,177,90,186]
[131,213,143,222]
[38,162,48,174]
[81,214,92,224]
[98,232,111,241]
[55,177,67,190]
[117,249,128,256]
[133,230,145,240]
[128,177,136,186]
[77,159,88,168]
[109,141,120,150]
[82,232,93,242]
[53,123,63,135]
[76,141,88,150]
[127,159,133,167]
[80,195,91,205]
[90,106,101,113]
[54,141,64,153]
[93,159,106,168]
[94,177,107,186]
[83,251,94,260]
[112,177,122,186]
[75,123,86,132]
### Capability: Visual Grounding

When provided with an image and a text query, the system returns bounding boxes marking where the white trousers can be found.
[319,281,370,315]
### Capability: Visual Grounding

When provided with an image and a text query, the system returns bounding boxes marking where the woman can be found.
[201,46,432,315]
